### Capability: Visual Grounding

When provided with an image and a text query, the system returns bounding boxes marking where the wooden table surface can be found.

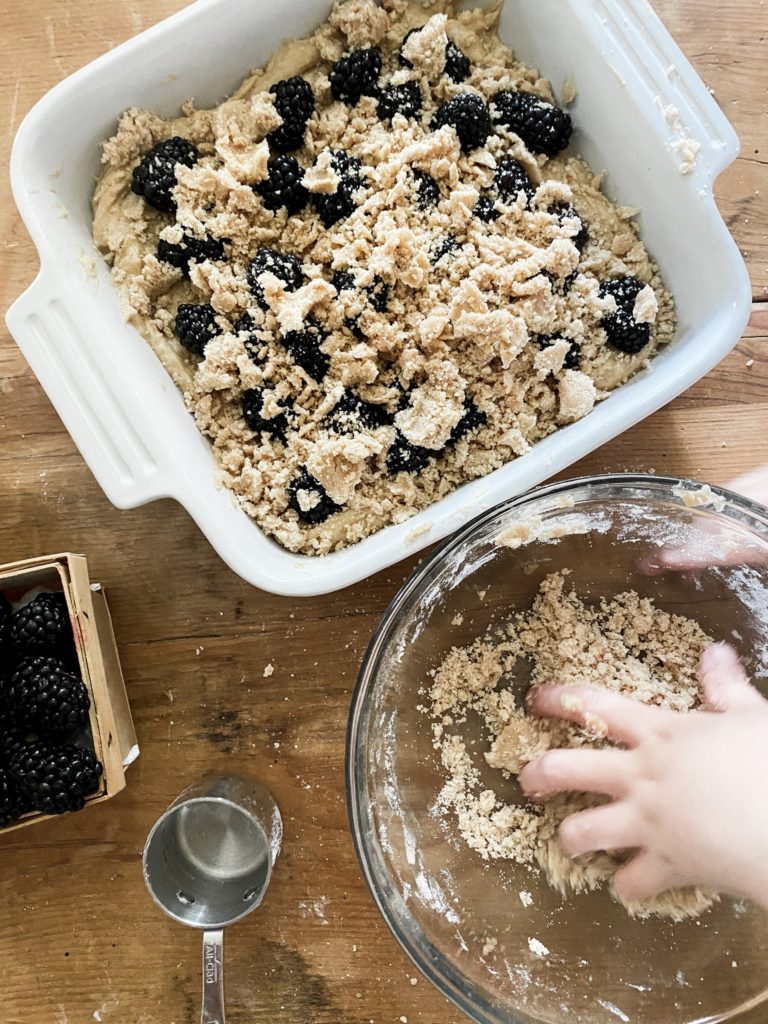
[1,1,766,1022]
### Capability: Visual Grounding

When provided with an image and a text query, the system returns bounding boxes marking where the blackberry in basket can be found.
[0,766,26,828]
[0,594,12,657]
[8,656,90,738]
[10,742,103,816]
[11,592,72,656]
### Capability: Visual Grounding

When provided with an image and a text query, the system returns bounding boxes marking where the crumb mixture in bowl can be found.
[93,0,675,555]
[426,571,716,921]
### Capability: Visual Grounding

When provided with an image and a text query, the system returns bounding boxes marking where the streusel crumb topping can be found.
[94,0,675,554]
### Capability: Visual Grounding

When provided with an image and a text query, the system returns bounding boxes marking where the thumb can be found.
[700,643,757,712]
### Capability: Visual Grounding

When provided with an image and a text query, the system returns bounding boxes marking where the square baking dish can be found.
[6,0,751,596]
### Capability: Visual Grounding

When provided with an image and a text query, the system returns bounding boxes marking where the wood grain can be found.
[0,2,767,1023]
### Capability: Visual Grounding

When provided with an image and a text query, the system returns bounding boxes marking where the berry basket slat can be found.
[0,553,137,835]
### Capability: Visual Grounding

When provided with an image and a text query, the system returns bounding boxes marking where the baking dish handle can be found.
[593,0,740,180]
[5,268,166,509]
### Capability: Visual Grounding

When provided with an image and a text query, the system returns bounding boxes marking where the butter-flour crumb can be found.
[673,483,726,512]
[427,571,717,920]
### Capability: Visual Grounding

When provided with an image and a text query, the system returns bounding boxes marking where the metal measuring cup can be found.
[143,776,282,1024]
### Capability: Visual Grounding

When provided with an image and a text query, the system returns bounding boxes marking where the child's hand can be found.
[643,466,768,575]
[519,644,768,908]
[728,465,768,507]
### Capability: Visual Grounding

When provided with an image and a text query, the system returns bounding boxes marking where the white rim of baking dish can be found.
[347,473,768,1024]
[5,0,753,596]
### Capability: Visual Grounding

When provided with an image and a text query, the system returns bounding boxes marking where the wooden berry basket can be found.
[0,552,138,835]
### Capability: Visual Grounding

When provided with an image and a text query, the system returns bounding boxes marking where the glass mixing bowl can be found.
[347,475,768,1024]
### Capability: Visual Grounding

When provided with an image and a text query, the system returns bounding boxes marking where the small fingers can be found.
[528,685,664,747]
[559,802,642,858]
[639,509,768,575]
[700,643,758,713]
[612,851,678,905]
[520,748,631,801]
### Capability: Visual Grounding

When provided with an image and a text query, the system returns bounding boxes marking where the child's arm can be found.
[519,644,768,908]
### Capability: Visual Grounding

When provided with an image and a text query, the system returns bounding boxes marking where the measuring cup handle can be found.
[201,929,225,1024]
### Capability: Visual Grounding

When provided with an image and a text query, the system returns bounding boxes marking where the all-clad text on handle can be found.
[201,929,225,1024]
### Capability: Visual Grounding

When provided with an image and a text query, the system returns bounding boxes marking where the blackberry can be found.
[10,742,103,815]
[131,137,199,213]
[599,277,651,354]
[9,656,90,738]
[386,434,432,474]
[368,277,389,313]
[312,151,364,228]
[0,594,12,656]
[234,312,256,334]
[602,308,651,355]
[0,767,25,828]
[247,249,303,306]
[255,155,309,215]
[269,76,315,153]
[551,203,588,251]
[448,399,488,445]
[330,48,382,105]
[399,28,418,65]
[400,30,470,83]
[546,269,579,295]
[233,313,266,364]
[413,170,440,210]
[600,276,645,312]
[377,80,422,122]
[342,276,388,335]
[433,235,460,264]
[157,233,225,276]
[432,93,491,152]
[330,391,393,432]
[282,322,330,381]
[491,90,572,157]
[536,334,582,370]
[562,270,579,293]
[0,724,25,768]
[242,388,291,441]
[475,194,499,222]
[495,158,533,202]
[12,592,72,656]
[175,304,220,357]
[346,318,367,342]
[332,270,356,293]
[445,40,471,83]
[288,471,342,525]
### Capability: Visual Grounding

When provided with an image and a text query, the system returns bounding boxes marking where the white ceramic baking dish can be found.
[6,0,750,596]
